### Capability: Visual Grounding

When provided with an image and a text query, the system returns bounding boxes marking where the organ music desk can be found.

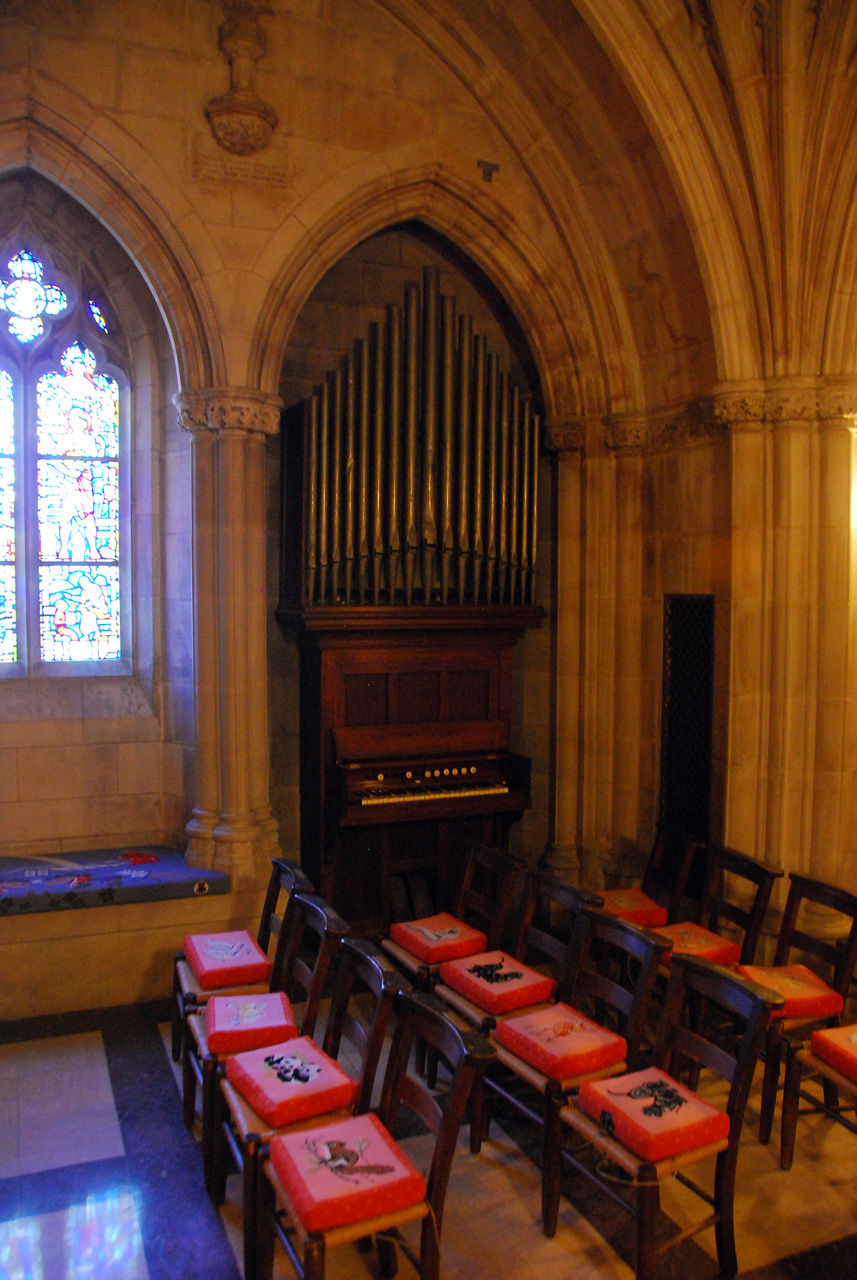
[279,606,540,933]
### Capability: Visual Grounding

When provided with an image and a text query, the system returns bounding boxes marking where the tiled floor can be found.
[1,1002,856,1280]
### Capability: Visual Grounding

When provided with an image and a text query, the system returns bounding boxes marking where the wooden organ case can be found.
[277,266,543,932]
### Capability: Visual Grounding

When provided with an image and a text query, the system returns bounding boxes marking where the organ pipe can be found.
[299,266,539,608]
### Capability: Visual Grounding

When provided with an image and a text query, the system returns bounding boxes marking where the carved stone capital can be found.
[544,418,586,453]
[603,413,649,453]
[713,384,767,429]
[714,380,857,430]
[651,398,726,449]
[175,387,283,436]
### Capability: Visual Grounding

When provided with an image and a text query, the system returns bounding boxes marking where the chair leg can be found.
[713,1148,739,1277]
[420,1209,441,1280]
[181,1039,197,1131]
[201,1055,219,1197]
[377,1230,399,1278]
[779,1044,801,1172]
[243,1139,262,1280]
[470,1073,486,1154]
[304,1234,326,1280]
[540,1090,562,1239]
[822,1076,840,1113]
[171,979,184,1062]
[759,1031,783,1144]
[635,1179,659,1280]
[255,1164,277,1280]
[210,1078,228,1205]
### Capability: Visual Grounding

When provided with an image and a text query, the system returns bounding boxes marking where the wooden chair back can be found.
[257,857,315,954]
[699,845,783,965]
[321,937,408,1114]
[378,991,495,1246]
[773,871,857,998]
[270,892,349,1038]
[641,824,706,924]
[453,842,521,950]
[510,869,601,972]
[562,906,673,1070]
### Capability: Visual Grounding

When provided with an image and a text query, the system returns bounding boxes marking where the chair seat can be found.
[495,1003,627,1081]
[737,962,844,1019]
[226,1035,357,1129]
[600,888,667,928]
[184,929,272,989]
[389,912,487,964]
[810,1023,857,1084]
[577,1066,730,1162]
[269,1112,427,1234]
[659,922,740,968]
[205,991,297,1054]
[438,950,556,1015]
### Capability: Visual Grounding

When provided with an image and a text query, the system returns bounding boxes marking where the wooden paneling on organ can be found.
[278,265,543,931]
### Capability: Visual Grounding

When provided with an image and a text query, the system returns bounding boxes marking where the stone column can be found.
[176,387,282,884]
[542,421,585,881]
[719,380,857,888]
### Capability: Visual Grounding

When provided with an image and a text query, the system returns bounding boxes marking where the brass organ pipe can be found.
[344,352,356,603]
[371,320,385,604]
[309,394,322,604]
[528,411,540,603]
[403,283,420,605]
[440,292,456,605]
[330,364,344,602]
[357,338,370,603]
[421,267,439,601]
[519,396,531,605]
[456,312,473,604]
[485,351,499,603]
[386,304,402,602]
[508,384,521,604]
[318,376,331,604]
[497,370,510,603]
[472,333,487,603]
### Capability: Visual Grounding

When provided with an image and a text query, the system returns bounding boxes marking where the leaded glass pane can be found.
[39,564,120,661]
[0,368,12,459]
[37,344,118,458]
[0,251,68,346]
[0,372,14,662]
[0,457,14,560]
[38,460,119,562]
[0,564,16,662]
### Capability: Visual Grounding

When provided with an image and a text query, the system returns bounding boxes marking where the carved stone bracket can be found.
[175,387,283,436]
[205,2,278,156]
[544,418,586,453]
[603,413,649,453]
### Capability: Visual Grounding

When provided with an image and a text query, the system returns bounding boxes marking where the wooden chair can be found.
[431,868,600,1042]
[779,1019,857,1170]
[474,904,671,1224]
[657,844,783,969]
[552,956,784,1280]
[216,937,406,1280]
[381,841,521,993]
[736,871,857,1144]
[254,990,496,1280]
[600,825,704,929]
[183,891,349,1195]
[171,856,313,1061]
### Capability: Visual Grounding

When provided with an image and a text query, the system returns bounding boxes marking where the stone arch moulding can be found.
[250,165,645,430]
[0,114,221,393]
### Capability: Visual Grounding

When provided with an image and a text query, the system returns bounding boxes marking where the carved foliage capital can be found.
[604,414,649,453]
[544,419,586,453]
[175,387,283,436]
[714,381,857,429]
[652,399,725,449]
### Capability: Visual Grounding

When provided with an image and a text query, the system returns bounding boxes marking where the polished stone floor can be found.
[1,1001,856,1279]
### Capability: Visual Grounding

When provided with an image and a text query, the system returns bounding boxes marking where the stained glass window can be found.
[0,249,126,672]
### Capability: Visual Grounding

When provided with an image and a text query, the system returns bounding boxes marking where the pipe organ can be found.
[278,266,543,932]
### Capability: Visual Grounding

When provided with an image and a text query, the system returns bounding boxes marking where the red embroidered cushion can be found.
[577,1066,730,1162]
[225,1036,358,1128]
[810,1024,857,1085]
[205,992,297,1054]
[496,1003,626,1081]
[737,963,843,1019]
[184,929,272,989]
[269,1112,426,1233]
[438,951,556,1015]
[659,922,740,969]
[600,889,667,928]
[389,913,487,964]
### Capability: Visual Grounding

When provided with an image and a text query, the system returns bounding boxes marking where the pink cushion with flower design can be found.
[659,922,740,968]
[438,950,556,1015]
[269,1112,426,1233]
[600,889,667,928]
[205,992,297,1054]
[184,929,272,989]
[225,1035,357,1127]
[810,1024,857,1085]
[577,1066,730,1162]
[389,913,487,964]
[737,963,843,1019]
[496,1003,626,1080]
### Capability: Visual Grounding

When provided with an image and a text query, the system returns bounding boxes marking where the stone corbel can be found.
[205,2,279,156]
[175,387,283,435]
[603,412,649,453]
